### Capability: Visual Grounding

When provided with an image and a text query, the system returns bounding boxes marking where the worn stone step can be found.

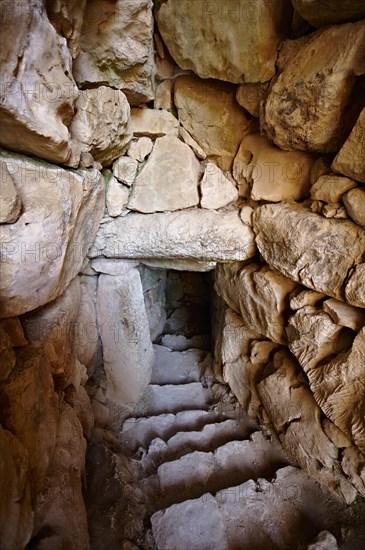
[151,345,206,385]
[133,383,213,417]
[151,466,348,550]
[142,417,257,474]
[144,432,289,511]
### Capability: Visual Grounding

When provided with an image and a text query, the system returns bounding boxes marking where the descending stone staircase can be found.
[119,343,363,550]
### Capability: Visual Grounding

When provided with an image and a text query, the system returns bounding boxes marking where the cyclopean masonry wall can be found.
[0,0,365,548]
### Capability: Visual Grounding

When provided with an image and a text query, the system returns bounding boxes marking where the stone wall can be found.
[0,0,364,547]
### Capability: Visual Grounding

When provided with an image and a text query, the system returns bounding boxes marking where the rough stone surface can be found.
[45,0,87,58]
[292,0,365,27]
[154,80,173,111]
[263,22,365,153]
[127,138,153,163]
[130,109,179,138]
[70,87,131,167]
[75,275,99,371]
[90,210,256,262]
[157,0,292,83]
[0,0,78,164]
[290,290,325,310]
[215,262,297,344]
[343,188,365,227]
[179,127,207,159]
[236,82,269,117]
[345,264,365,308]
[97,271,154,406]
[200,163,238,209]
[332,107,365,183]
[0,150,104,318]
[323,298,365,331]
[306,531,338,550]
[174,75,252,171]
[74,0,155,105]
[0,159,21,223]
[128,136,200,213]
[234,134,314,202]
[106,176,129,218]
[253,203,365,300]
[311,175,357,204]
[113,157,138,186]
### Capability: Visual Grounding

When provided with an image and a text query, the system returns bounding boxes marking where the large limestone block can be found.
[215,262,298,344]
[0,0,78,164]
[157,0,292,84]
[90,210,256,262]
[292,0,365,27]
[0,160,21,223]
[174,75,252,171]
[45,0,87,58]
[263,22,365,153]
[97,271,154,405]
[310,175,357,204]
[345,264,365,308]
[0,150,104,318]
[332,108,365,183]
[70,87,131,167]
[200,163,238,210]
[343,188,365,227]
[234,134,314,202]
[128,136,200,213]
[74,0,155,105]
[76,276,99,370]
[106,176,129,218]
[253,203,365,300]
[130,109,179,138]
[0,427,33,550]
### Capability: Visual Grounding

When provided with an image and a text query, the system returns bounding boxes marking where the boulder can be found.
[0,0,78,164]
[127,138,154,163]
[234,134,314,202]
[128,136,200,213]
[174,75,252,171]
[343,188,365,226]
[130,109,179,138]
[253,203,365,300]
[292,0,365,27]
[179,127,207,159]
[263,22,365,153]
[113,157,139,186]
[332,107,365,183]
[45,0,87,58]
[70,87,131,167]
[200,163,238,209]
[311,175,357,203]
[215,262,297,344]
[0,150,104,318]
[106,176,129,218]
[154,80,173,111]
[90,210,256,263]
[345,264,365,308]
[97,271,154,405]
[0,159,21,223]
[74,0,155,105]
[236,82,269,117]
[157,0,292,83]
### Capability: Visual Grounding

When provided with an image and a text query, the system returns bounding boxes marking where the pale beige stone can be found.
[292,0,365,27]
[75,276,99,370]
[70,87,131,167]
[128,136,200,213]
[234,134,314,202]
[343,188,365,227]
[322,203,348,219]
[263,22,365,153]
[200,163,238,210]
[74,0,155,105]
[240,206,254,226]
[311,175,357,203]
[113,157,138,186]
[332,108,365,183]
[0,0,78,164]
[341,446,365,497]
[322,419,352,449]
[323,298,365,331]
[253,203,365,300]
[141,259,217,272]
[127,138,154,163]
[179,127,207,159]
[345,264,365,308]
[45,0,87,58]
[0,159,21,223]
[0,150,104,318]
[90,210,256,263]
[215,262,297,344]
[97,271,154,405]
[290,290,325,310]
[306,531,338,550]
[236,82,269,117]
[174,75,252,171]
[309,158,333,186]
[106,176,129,218]
[130,109,179,138]
[73,385,94,440]
[89,259,139,276]
[157,0,292,83]
[154,80,173,111]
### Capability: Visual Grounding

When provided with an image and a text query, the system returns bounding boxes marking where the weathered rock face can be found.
[292,0,365,27]
[253,203,365,300]
[70,87,131,166]
[200,163,238,210]
[90,210,256,263]
[0,150,104,318]
[0,0,78,164]
[345,264,365,308]
[310,175,357,204]
[343,188,365,227]
[128,136,200,213]
[105,176,129,218]
[332,108,365,183]
[130,109,179,138]
[0,160,21,224]
[234,134,314,202]
[236,82,269,118]
[74,0,155,105]
[45,0,87,58]
[157,0,292,83]
[174,75,252,171]
[263,21,365,153]
[97,271,154,405]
